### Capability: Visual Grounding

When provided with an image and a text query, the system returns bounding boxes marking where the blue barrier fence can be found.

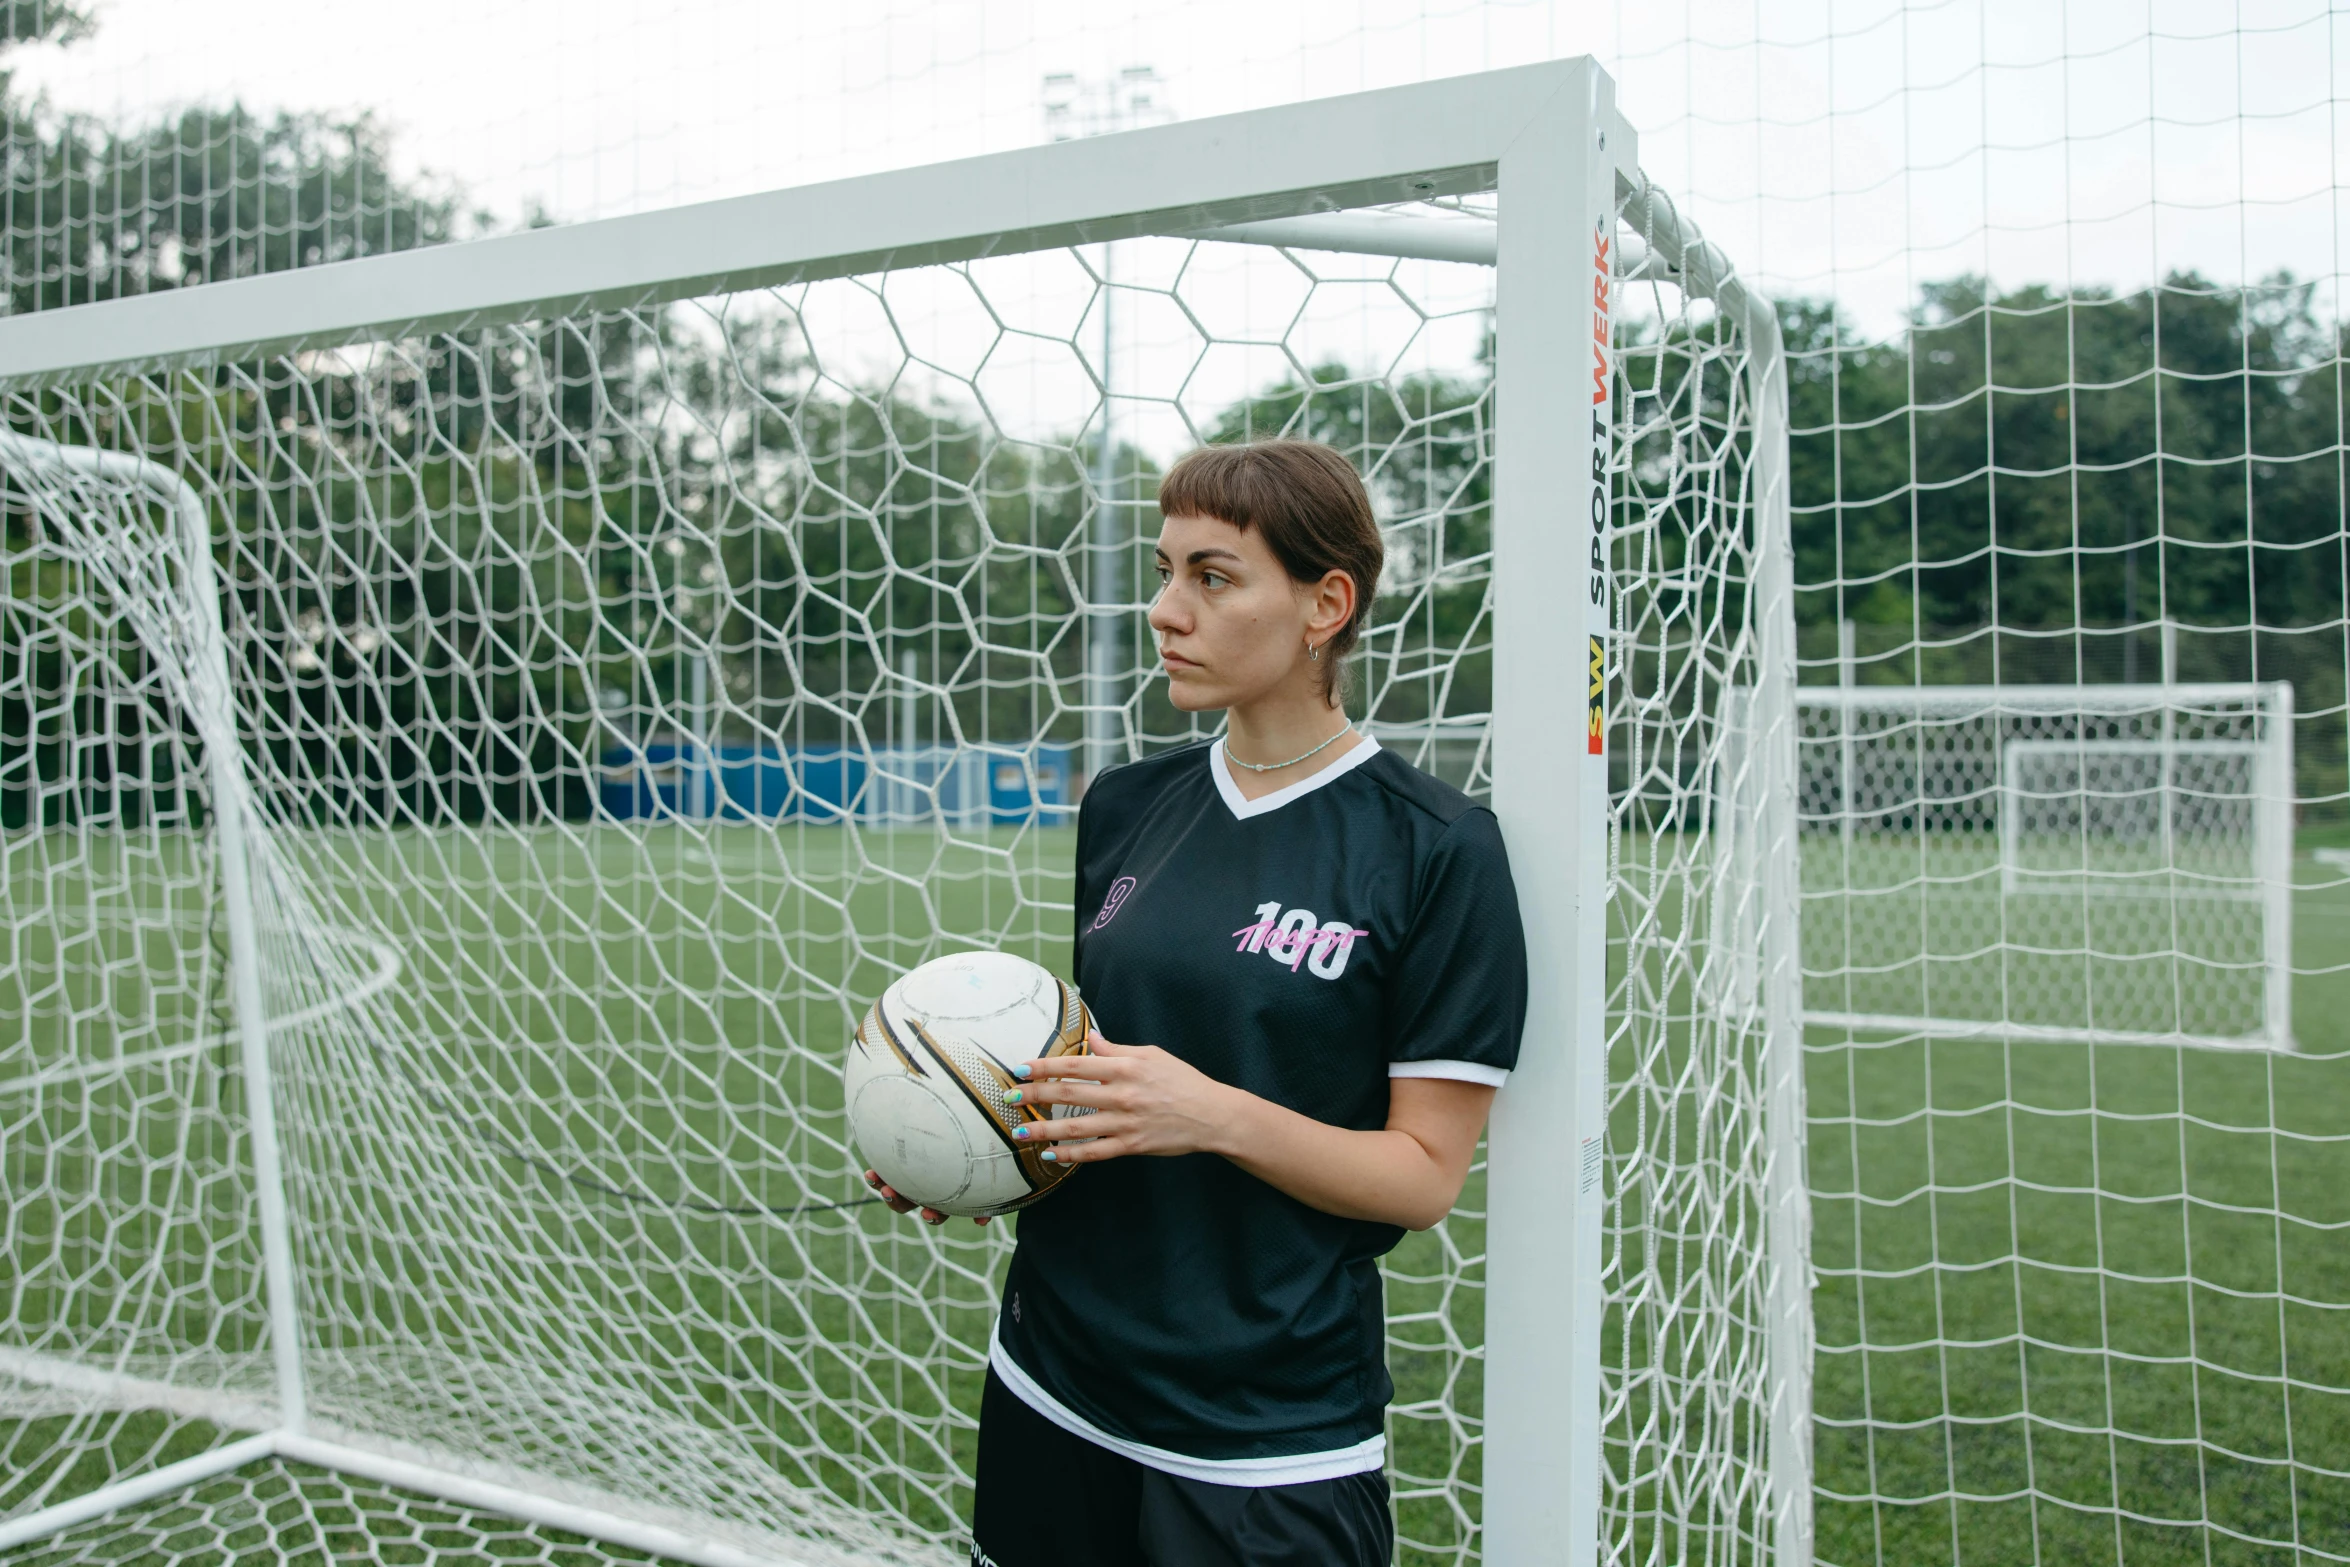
[597,742,1075,826]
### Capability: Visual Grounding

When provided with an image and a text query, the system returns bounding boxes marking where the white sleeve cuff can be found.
[1388,1059,1510,1087]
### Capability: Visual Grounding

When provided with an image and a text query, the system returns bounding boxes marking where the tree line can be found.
[0,7,2338,826]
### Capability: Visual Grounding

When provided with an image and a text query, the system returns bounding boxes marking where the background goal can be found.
[1720,684,2298,1052]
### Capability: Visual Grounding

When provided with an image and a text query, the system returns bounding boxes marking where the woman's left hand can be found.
[1008,1031,1238,1164]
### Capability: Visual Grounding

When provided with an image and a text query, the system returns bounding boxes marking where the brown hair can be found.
[1156,440,1383,705]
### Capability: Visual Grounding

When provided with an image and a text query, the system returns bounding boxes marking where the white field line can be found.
[1799,1008,2293,1053]
[0,926,402,1099]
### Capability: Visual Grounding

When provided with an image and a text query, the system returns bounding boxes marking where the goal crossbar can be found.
[0,64,1631,387]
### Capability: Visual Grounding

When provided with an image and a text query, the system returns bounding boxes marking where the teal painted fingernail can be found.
[1041,1149,1059,1162]
[1013,1126,1030,1140]
[1005,1089,1023,1105]
[1013,1063,1033,1081]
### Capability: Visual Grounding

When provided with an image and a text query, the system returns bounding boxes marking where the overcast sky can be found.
[11,0,2343,349]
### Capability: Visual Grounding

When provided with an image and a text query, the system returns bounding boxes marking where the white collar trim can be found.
[1210,732,1381,821]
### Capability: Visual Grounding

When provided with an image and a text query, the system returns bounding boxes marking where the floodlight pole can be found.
[1044,68,1171,787]
[1840,616,1857,864]
[691,634,712,819]
[670,555,719,821]
[1091,245,1118,785]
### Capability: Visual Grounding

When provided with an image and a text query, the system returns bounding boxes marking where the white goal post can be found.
[0,60,1805,1567]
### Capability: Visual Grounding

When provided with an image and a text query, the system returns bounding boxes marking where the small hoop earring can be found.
[1307,641,1321,662]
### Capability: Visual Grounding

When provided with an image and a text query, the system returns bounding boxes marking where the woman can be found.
[868,439,1528,1567]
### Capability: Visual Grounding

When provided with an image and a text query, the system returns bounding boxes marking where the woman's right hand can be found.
[864,1169,991,1227]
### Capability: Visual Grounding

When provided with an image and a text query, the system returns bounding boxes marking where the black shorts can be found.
[969,1367,1393,1567]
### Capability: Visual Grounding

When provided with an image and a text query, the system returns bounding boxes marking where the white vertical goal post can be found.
[0,60,1807,1567]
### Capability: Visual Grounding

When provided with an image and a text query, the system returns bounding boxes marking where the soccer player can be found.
[868,439,1528,1567]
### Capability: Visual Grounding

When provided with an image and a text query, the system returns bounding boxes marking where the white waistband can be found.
[988,1332,1387,1488]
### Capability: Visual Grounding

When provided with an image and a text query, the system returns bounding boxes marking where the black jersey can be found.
[991,736,1529,1486]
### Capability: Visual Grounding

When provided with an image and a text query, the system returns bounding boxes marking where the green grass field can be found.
[3,822,2347,1565]
[1804,829,2350,1567]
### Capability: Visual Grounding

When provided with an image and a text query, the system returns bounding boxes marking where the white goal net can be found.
[0,66,1808,1567]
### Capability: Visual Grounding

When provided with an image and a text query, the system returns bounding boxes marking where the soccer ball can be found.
[846,950,1095,1218]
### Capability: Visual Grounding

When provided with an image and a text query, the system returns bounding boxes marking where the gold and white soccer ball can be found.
[846,950,1095,1218]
